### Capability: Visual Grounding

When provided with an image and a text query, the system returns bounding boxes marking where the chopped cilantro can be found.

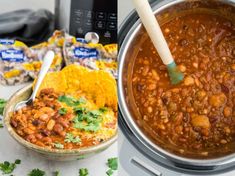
[73,107,104,132]
[64,133,81,144]
[53,142,64,149]
[88,110,102,118]
[0,159,21,174]
[79,168,88,176]
[73,107,87,114]
[74,122,100,132]
[106,169,113,176]
[58,96,86,107]
[28,168,45,176]
[0,99,7,115]
[107,157,118,170]
[58,108,67,115]
[14,159,21,165]
[99,107,108,113]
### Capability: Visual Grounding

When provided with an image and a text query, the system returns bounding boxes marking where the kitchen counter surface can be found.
[0,83,118,176]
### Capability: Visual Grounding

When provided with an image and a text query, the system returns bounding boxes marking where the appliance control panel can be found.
[69,0,117,44]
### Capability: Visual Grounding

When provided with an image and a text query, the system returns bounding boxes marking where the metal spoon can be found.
[14,50,55,111]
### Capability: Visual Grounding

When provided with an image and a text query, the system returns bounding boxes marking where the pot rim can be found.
[118,0,235,167]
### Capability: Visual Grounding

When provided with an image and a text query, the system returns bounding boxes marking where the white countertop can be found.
[0,83,118,176]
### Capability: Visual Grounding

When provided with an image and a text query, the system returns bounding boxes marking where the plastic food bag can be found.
[64,34,117,78]
[24,30,64,79]
[0,39,33,85]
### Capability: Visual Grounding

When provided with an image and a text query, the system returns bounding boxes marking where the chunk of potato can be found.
[191,114,210,129]
[209,93,227,107]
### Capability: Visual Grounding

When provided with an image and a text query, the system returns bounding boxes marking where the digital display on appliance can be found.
[69,0,117,44]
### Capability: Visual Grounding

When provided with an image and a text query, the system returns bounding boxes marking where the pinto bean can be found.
[47,119,55,130]
[223,107,232,117]
[23,128,34,135]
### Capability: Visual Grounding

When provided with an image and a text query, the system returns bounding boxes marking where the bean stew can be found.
[10,88,117,149]
[131,13,235,158]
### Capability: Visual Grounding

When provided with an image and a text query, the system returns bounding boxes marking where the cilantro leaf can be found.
[64,133,81,144]
[73,107,87,114]
[54,170,60,176]
[106,169,113,176]
[99,107,108,113]
[0,99,7,115]
[14,159,21,165]
[73,108,103,132]
[0,159,20,174]
[74,122,100,132]
[58,96,86,107]
[107,157,118,170]
[28,168,45,176]
[79,168,88,176]
[58,108,67,115]
[53,142,64,149]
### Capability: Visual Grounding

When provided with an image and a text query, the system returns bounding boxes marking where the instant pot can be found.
[55,0,117,44]
[118,0,235,175]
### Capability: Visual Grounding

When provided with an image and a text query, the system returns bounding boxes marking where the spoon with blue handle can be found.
[14,50,55,111]
[132,0,184,85]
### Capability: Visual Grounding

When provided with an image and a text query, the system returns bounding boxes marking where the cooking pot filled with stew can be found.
[118,0,235,170]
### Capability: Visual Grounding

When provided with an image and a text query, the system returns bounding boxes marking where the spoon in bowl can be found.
[132,0,184,85]
[14,50,55,111]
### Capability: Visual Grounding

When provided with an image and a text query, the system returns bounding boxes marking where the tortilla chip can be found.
[33,64,117,110]
[34,72,67,94]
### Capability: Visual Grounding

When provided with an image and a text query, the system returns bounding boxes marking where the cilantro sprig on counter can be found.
[106,157,118,176]
[54,170,60,176]
[28,168,45,176]
[58,96,86,107]
[0,98,7,116]
[79,168,89,176]
[0,159,21,174]
[64,133,81,144]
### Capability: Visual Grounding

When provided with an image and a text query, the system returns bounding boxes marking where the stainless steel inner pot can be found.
[118,0,235,170]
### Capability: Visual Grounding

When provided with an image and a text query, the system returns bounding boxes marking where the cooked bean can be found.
[223,107,232,117]
[178,65,186,72]
[47,119,55,130]
[184,76,194,86]
[148,83,157,90]
[23,128,34,135]
[53,124,64,134]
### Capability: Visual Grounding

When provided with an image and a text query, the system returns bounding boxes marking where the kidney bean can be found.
[53,124,64,134]
[42,137,52,144]
[220,84,229,94]
[40,129,50,137]
[26,134,36,143]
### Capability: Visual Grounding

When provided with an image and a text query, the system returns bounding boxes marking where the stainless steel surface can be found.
[55,0,71,31]
[14,51,54,111]
[118,0,235,169]
[85,32,100,44]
